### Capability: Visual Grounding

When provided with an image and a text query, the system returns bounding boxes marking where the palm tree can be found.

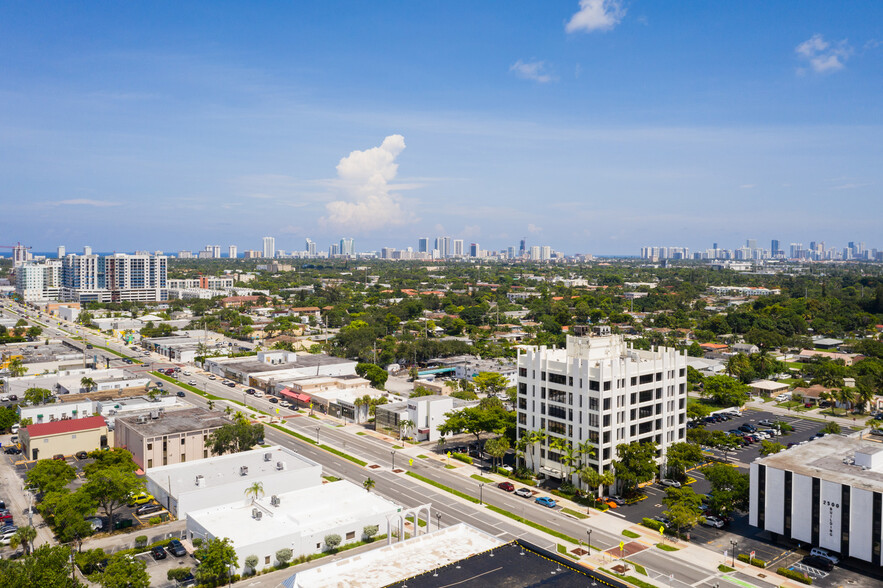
[7,357,27,378]
[399,419,415,441]
[80,377,96,393]
[207,400,215,411]
[224,406,233,417]
[363,477,376,493]
[856,385,876,414]
[10,526,36,555]
[522,429,547,472]
[838,387,856,413]
[244,481,265,504]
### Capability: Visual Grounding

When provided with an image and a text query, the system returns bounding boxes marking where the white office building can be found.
[516,330,687,482]
[146,445,321,518]
[15,260,61,301]
[375,395,479,442]
[750,435,883,566]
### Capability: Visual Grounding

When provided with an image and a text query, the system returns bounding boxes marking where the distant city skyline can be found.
[1,3,881,253]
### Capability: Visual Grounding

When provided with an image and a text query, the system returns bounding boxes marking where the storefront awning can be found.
[279,389,311,403]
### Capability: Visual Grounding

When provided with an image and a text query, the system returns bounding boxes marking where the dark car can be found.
[151,545,167,560]
[53,454,66,460]
[225,382,235,388]
[75,451,89,460]
[268,397,279,404]
[135,503,163,517]
[166,539,187,557]
[177,391,186,398]
[4,446,21,455]
[86,344,93,349]
[801,555,834,571]
[497,482,515,492]
[8,395,16,402]
[246,388,256,395]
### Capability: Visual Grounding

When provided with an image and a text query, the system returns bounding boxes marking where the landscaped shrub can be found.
[777,567,812,584]
[737,553,766,568]
[135,535,148,548]
[452,452,473,464]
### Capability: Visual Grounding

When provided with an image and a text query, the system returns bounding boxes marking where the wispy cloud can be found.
[831,182,869,190]
[51,199,122,207]
[320,135,418,232]
[739,184,755,189]
[527,223,543,234]
[510,60,556,83]
[565,0,625,34]
[796,34,852,73]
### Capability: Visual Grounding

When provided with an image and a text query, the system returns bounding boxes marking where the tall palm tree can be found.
[838,387,856,412]
[363,477,376,493]
[7,357,27,378]
[244,481,264,504]
[523,429,547,472]
[856,385,876,414]
[10,526,36,555]
[80,377,96,393]
[399,419,415,441]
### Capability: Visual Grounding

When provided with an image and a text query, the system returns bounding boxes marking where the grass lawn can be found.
[561,507,589,519]
[417,454,429,459]
[655,543,679,552]
[718,564,735,572]
[444,464,456,469]
[356,431,366,435]
[622,529,640,539]
[556,544,579,560]
[392,445,404,450]
[471,474,493,483]
[623,560,647,575]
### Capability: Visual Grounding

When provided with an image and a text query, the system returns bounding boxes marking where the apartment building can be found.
[115,408,230,469]
[516,329,687,482]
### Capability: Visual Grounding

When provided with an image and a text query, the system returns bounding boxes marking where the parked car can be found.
[52,454,66,461]
[135,503,163,517]
[246,388,256,395]
[702,516,724,528]
[150,545,167,560]
[208,375,216,380]
[514,487,533,498]
[4,446,21,455]
[279,400,291,408]
[225,382,236,388]
[809,547,840,564]
[268,397,278,404]
[660,479,681,488]
[128,492,154,506]
[8,395,17,402]
[601,498,619,509]
[166,539,187,557]
[86,517,103,532]
[75,451,89,460]
[535,496,556,508]
[607,496,626,506]
[177,391,186,398]
[758,419,775,427]
[801,555,834,571]
[497,482,515,492]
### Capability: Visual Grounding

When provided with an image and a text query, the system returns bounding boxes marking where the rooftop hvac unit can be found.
[150,410,159,420]
[264,452,272,462]
[195,475,205,487]
[137,415,148,424]
[240,466,249,476]
[276,461,285,471]
[270,495,280,507]
[252,508,262,520]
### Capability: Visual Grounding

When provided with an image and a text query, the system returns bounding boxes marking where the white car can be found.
[279,400,291,408]
[702,516,724,528]
[182,371,191,376]
[86,517,103,532]
[253,391,264,398]
[810,547,840,564]
[660,479,681,488]
[0,395,9,402]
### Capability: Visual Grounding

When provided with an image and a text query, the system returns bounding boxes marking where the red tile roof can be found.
[25,416,107,438]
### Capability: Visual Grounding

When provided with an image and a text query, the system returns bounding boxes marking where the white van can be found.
[775,392,792,402]
[253,391,265,398]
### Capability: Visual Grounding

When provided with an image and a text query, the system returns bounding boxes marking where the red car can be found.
[497,482,515,492]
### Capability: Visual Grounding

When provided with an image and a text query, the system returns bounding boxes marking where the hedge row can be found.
[776,567,812,584]
[737,553,766,568]
[451,452,473,464]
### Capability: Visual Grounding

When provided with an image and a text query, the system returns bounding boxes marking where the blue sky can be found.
[2,1,881,255]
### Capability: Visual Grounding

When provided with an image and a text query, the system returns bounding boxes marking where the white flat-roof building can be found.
[284,524,506,588]
[186,480,403,574]
[6,368,150,398]
[750,435,883,566]
[146,446,321,518]
[205,350,357,387]
[517,332,687,481]
[18,399,95,424]
[374,395,478,442]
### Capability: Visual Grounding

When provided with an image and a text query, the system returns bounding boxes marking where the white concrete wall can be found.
[749,463,758,527]
[850,487,873,562]
[819,480,842,552]
[791,473,813,543]
[765,467,785,535]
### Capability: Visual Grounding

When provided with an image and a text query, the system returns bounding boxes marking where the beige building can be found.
[114,408,230,469]
[20,415,110,461]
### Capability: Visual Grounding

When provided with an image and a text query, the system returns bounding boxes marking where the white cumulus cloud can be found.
[566,0,625,34]
[52,199,122,207]
[510,59,556,83]
[796,34,852,73]
[321,135,415,232]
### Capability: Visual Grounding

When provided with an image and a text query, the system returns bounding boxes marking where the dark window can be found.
[548,405,566,419]
[639,422,653,434]
[631,377,637,386]
[841,484,850,555]
[630,393,637,404]
[656,372,663,381]
[541,371,547,380]
[589,398,599,411]
[589,380,600,391]
[346,531,355,540]
[548,388,567,403]
[549,421,566,434]
[679,368,685,377]
[639,390,653,403]
[602,431,610,443]
[569,376,573,386]
[518,398,527,410]
[603,381,612,391]
[518,383,527,395]
[656,388,663,399]
[873,492,882,563]
[811,477,821,546]
[784,471,792,539]
[639,374,653,385]
[603,398,611,410]
[757,465,766,529]
[638,406,653,419]
[548,373,567,385]
[603,415,610,427]
[519,367,527,377]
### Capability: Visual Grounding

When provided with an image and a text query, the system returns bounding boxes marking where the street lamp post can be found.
[479,483,485,505]
[586,529,592,555]
[391,450,396,471]
[730,540,737,567]
[436,513,441,530]
[315,426,320,444]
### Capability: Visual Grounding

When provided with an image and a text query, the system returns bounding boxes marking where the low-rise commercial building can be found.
[145,446,321,518]
[18,399,95,424]
[750,380,789,397]
[375,395,478,442]
[750,435,883,566]
[6,368,151,399]
[114,408,230,469]
[186,480,403,574]
[204,350,357,387]
[20,415,110,461]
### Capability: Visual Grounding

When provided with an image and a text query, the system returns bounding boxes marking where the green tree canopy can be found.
[0,544,81,588]
[83,468,144,528]
[700,375,749,407]
[702,463,750,516]
[356,363,389,389]
[205,416,265,455]
[100,553,150,588]
[194,537,238,586]
[471,372,509,396]
[26,459,77,494]
[612,441,658,495]
[666,442,705,480]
